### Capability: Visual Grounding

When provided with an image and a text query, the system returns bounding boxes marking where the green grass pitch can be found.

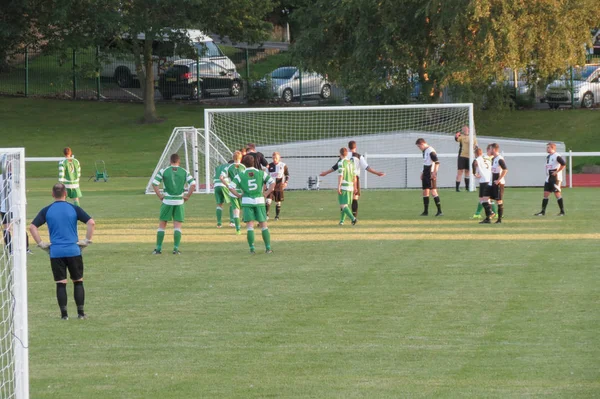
[24,177,599,398]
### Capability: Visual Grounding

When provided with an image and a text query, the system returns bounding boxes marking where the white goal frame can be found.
[203,104,476,193]
[0,148,29,399]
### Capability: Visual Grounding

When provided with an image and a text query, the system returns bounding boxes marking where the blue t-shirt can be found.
[31,201,92,258]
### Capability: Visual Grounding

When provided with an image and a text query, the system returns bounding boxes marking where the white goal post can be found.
[0,148,29,399]
[203,104,477,192]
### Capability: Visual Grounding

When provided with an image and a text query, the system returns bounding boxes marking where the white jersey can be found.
[268,161,288,181]
[422,146,438,170]
[491,155,507,185]
[348,151,369,176]
[474,156,492,183]
[545,152,565,182]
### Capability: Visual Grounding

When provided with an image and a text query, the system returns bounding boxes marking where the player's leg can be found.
[215,187,225,227]
[464,169,470,191]
[275,202,282,220]
[256,206,272,253]
[232,198,241,234]
[554,189,565,215]
[431,184,442,216]
[274,190,283,220]
[265,198,272,219]
[421,187,430,216]
[1,213,10,253]
[52,258,69,319]
[229,202,235,226]
[473,201,484,219]
[243,206,256,253]
[67,255,86,319]
[154,205,170,254]
[352,178,360,218]
[216,203,223,228]
[495,186,504,223]
[172,205,185,254]
[455,168,463,192]
[536,189,551,216]
[339,192,354,224]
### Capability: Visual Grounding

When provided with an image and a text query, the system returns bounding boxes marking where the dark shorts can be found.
[354,177,361,197]
[479,183,492,198]
[491,183,504,201]
[51,255,84,281]
[544,175,562,193]
[422,174,437,190]
[457,156,470,170]
[0,211,11,224]
[269,190,285,202]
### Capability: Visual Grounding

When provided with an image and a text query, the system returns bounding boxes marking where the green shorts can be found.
[242,205,267,223]
[229,196,241,210]
[214,186,231,204]
[338,191,353,206]
[66,188,82,199]
[160,203,185,222]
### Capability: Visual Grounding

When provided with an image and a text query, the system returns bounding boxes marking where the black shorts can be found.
[268,189,284,202]
[457,156,470,170]
[491,183,504,201]
[51,255,84,281]
[422,174,437,190]
[1,211,11,224]
[479,183,492,198]
[544,175,561,193]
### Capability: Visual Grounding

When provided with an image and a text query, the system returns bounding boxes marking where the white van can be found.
[100,30,236,88]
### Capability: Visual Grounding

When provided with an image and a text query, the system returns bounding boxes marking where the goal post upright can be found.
[204,109,211,194]
[468,104,476,192]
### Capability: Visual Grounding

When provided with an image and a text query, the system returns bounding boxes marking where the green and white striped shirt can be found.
[58,157,81,189]
[152,166,196,205]
[337,158,356,192]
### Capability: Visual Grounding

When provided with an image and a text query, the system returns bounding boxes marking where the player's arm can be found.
[228,176,242,198]
[151,170,164,200]
[184,175,196,201]
[554,156,566,176]
[337,168,343,195]
[58,161,65,183]
[497,159,508,182]
[283,165,289,188]
[320,160,339,177]
[472,160,479,178]
[263,173,275,198]
[152,184,164,201]
[430,152,440,177]
[29,207,50,251]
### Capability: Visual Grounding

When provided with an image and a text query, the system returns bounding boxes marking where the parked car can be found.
[544,65,600,109]
[158,60,243,100]
[256,67,331,102]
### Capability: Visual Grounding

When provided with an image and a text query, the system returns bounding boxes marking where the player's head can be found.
[170,153,180,166]
[272,152,280,163]
[415,138,427,150]
[491,143,500,155]
[242,154,254,168]
[546,142,556,154]
[486,144,493,157]
[246,143,256,152]
[238,148,247,156]
[63,147,72,157]
[339,147,348,158]
[232,150,242,163]
[462,126,469,135]
[348,140,357,151]
[52,183,67,200]
[475,147,483,157]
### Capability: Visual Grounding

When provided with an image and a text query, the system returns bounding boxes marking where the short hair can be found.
[491,143,500,151]
[238,148,247,156]
[63,147,72,157]
[348,140,357,150]
[272,151,280,158]
[242,154,254,168]
[53,183,66,199]
[340,147,348,156]
[246,143,256,151]
[547,142,557,150]
[170,153,180,164]
[475,147,483,157]
[233,150,242,161]
[415,138,426,145]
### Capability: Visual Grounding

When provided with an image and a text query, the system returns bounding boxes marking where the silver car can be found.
[266,67,331,103]
[545,65,600,109]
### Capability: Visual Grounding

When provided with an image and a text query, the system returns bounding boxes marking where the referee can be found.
[29,183,95,320]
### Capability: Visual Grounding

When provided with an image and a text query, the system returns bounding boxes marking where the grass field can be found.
[23,177,600,398]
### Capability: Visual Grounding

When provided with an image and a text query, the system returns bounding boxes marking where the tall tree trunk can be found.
[142,37,158,123]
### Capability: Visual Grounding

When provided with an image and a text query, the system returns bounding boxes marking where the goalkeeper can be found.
[58,147,82,206]
[29,183,95,320]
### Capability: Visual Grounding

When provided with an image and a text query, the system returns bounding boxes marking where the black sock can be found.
[275,204,281,217]
[455,181,460,191]
[482,202,491,218]
[56,283,68,317]
[434,196,441,212]
[423,197,430,213]
[26,234,29,250]
[2,229,10,253]
[74,281,85,315]
[541,198,548,212]
[465,178,470,190]
[498,204,504,220]
[351,200,358,218]
[557,197,564,212]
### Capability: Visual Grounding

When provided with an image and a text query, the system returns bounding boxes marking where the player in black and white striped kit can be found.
[490,143,508,223]
[534,142,566,216]
[266,152,289,220]
[415,138,443,216]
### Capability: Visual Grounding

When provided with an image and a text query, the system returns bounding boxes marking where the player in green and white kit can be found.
[151,154,196,255]
[213,162,231,228]
[58,147,82,206]
[220,151,245,234]
[337,147,358,225]
[229,155,275,254]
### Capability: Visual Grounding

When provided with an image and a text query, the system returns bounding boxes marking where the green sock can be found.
[173,229,182,250]
[261,228,271,250]
[156,230,165,251]
[492,203,498,213]
[247,229,255,249]
[475,203,483,215]
[234,217,240,231]
[340,210,346,223]
[343,206,354,221]
[74,199,80,207]
[229,206,234,223]
[216,207,222,225]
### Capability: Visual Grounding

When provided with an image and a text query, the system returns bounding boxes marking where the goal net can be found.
[0,149,29,399]
[203,104,476,192]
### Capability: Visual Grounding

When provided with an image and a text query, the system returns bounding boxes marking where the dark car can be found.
[159,60,243,100]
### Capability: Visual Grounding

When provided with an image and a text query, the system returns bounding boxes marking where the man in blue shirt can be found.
[30,183,95,320]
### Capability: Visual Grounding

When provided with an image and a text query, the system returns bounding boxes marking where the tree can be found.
[38,0,274,123]
[291,0,599,105]
[0,0,36,72]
